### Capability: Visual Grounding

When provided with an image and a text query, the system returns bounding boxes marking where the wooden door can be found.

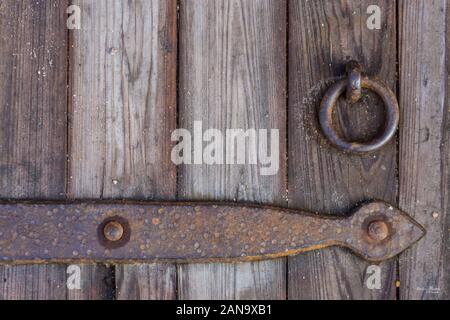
[0,0,448,300]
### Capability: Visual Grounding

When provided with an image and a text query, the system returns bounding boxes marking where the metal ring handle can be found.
[319,78,399,153]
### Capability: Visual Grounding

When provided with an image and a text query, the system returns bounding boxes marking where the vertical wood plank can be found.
[288,0,397,299]
[70,0,177,300]
[0,0,68,300]
[398,0,450,299]
[178,0,287,300]
[116,264,177,300]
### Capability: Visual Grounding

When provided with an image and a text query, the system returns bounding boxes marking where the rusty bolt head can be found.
[103,221,124,242]
[367,220,389,241]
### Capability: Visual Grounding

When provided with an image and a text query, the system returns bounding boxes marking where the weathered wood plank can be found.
[116,264,176,300]
[288,0,397,299]
[177,0,287,300]
[0,265,67,300]
[70,0,177,300]
[0,0,68,300]
[398,0,450,300]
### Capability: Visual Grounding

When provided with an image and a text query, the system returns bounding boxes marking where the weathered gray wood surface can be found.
[70,0,177,300]
[398,0,450,299]
[0,0,448,300]
[287,0,398,299]
[177,0,287,299]
[0,0,68,300]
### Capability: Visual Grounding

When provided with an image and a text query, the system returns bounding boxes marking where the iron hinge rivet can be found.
[103,221,124,242]
[367,220,389,241]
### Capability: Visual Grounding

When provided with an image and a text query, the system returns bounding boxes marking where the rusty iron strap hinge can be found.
[0,201,424,264]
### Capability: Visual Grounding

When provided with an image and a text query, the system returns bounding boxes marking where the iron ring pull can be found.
[319,61,400,153]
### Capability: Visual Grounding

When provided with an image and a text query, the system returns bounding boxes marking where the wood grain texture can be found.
[0,265,66,300]
[70,0,177,300]
[288,0,397,299]
[177,0,287,300]
[0,0,68,300]
[116,264,176,300]
[398,0,450,300]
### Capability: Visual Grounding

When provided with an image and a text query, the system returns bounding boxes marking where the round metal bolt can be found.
[367,220,389,241]
[103,221,124,242]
